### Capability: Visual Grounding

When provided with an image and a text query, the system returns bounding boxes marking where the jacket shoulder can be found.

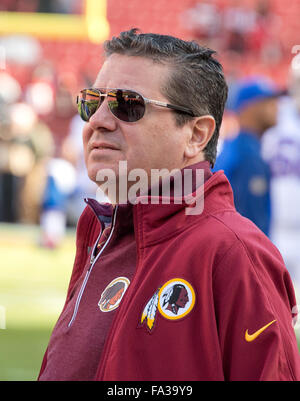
[186,208,285,270]
[199,210,294,309]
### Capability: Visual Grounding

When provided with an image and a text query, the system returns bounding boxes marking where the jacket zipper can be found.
[95,204,142,379]
[67,205,118,328]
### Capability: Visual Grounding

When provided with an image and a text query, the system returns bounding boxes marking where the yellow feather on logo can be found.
[141,289,160,331]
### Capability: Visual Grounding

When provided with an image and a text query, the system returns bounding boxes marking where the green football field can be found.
[0,223,75,381]
[0,223,299,381]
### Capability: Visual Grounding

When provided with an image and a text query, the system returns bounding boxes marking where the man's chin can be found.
[87,164,117,184]
[87,169,99,184]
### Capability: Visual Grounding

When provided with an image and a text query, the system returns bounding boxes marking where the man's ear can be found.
[184,115,216,159]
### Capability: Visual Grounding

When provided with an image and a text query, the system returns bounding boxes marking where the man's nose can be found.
[88,99,118,132]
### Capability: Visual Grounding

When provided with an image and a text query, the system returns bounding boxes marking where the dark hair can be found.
[104,28,228,167]
[168,284,186,304]
[162,284,186,307]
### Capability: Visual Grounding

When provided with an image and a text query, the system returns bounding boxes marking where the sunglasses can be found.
[77,88,195,123]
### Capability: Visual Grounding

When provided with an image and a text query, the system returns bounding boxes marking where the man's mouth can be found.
[90,142,119,152]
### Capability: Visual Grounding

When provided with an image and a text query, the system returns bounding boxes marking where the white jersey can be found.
[262,96,300,297]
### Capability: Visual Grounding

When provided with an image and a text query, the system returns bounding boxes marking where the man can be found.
[38,29,300,381]
[214,77,279,237]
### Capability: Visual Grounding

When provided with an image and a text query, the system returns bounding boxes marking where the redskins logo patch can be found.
[140,278,196,332]
[98,277,130,312]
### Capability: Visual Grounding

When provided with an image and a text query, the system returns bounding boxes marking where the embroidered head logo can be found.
[98,277,130,312]
[140,278,196,332]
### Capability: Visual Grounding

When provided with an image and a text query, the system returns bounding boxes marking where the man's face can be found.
[176,288,189,309]
[254,97,278,132]
[82,54,190,195]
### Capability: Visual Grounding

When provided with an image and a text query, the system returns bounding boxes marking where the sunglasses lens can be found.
[77,89,146,122]
[77,89,101,122]
[107,89,145,122]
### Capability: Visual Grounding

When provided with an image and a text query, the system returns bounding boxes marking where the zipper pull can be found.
[90,254,95,266]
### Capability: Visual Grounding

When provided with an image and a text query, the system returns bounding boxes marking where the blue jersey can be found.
[214,130,271,236]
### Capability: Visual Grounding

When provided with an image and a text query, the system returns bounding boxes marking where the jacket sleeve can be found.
[213,238,300,381]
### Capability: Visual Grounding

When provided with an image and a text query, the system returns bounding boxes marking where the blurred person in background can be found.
[0,72,22,222]
[9,102,55,224]
[0,98,18,222]
[0,69,54,224]
[262,62,300,299]
[0,100,54,223]
[39,156,76,248]
[214,77,280,236]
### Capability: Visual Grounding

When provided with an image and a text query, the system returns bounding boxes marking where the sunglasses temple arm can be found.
[145,98,195,117]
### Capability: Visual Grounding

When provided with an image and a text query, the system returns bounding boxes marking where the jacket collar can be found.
[85,198,134,237]
[134,168,235,246]
[85,161,235,245]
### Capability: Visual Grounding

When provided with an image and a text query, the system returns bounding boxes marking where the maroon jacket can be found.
[39,169,300,381]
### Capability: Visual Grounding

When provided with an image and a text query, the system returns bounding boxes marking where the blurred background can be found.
[0,0,299,380]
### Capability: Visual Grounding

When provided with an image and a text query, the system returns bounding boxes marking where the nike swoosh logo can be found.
[245,320,276,342]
